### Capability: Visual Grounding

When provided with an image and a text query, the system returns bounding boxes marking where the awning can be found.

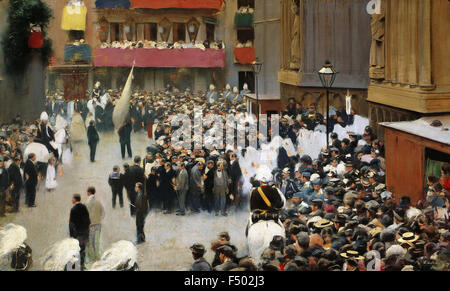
[94,48,225,68]
[234,47,255,64]
[130,0,223,10]
[235,13,254,27]
[95,0,131,9]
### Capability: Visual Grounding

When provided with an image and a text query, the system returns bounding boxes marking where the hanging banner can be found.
[61,1,87,31]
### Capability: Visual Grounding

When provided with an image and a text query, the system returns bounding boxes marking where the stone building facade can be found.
[367,0,450,139]
[278,0,372,118]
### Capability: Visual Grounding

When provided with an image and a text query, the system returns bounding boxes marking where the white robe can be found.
[46,164,58,190]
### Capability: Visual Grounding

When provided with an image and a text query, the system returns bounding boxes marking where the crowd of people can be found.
[186,99,449,271]
[0,82,449,271]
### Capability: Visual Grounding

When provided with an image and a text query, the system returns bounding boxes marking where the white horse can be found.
[0,224,32,271]
[89,241,138,271]
[247,219,285,262]
[41,238,80,271]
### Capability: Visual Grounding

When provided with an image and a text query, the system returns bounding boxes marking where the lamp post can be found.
[251,57,263,126]
[318,61,338,149]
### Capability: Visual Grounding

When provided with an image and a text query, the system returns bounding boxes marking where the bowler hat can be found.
[190,243,206,255]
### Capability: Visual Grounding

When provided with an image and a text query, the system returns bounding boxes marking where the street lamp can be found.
[318,61,338,149]
[251,57,263,126]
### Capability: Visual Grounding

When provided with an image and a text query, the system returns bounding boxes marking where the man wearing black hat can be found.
[135,182,148,244]
[128,157,145,216]
[24,153,38,208]
[190,244,212,271]
[69,194,90,269]
[87,120,100,163]
[214,245,238,271]
[8,157,23,212]
[118,119,133,159]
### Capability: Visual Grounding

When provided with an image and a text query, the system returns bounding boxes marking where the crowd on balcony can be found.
[99,39,226,51]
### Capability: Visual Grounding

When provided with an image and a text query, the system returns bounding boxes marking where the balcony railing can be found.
[130,0,223,10]
[94,48,225,68]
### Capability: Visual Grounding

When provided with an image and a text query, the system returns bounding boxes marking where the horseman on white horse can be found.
[36,111,59,159]
[247,165,286,262]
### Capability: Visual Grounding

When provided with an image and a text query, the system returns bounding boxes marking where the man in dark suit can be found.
[24,153,38,208]
[229,154,243,208]
[69,193,90,269]
[87,120,100,163]
[128,156,145,216]
[135,182,148,244]
[8,157,23,212]
[0,156,10,217]
[118,120,133,159]
[204,160,215,212]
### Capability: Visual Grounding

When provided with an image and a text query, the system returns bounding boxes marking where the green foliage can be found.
[1,0,53,75]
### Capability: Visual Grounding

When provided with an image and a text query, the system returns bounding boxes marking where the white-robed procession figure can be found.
[206,84,218,104]
[36,111,59,159]
[246,164,286,262]
[89,240,139,271]
[223,84,233,102]
[0,224,32,271]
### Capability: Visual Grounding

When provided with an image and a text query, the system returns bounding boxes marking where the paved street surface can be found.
[0,132,249,271]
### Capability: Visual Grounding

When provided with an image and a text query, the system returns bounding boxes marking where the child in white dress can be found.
[45,157,58,191]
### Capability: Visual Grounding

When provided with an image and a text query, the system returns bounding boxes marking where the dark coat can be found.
[7,163,22,191]
[118,122,132,144]
[23,160,38,189]
[108,172,123,193]
[191,257,213,271]
[69,203,91,238]
[121,168,134,192]
[204,167,215,196]
[129,165,145,186]
[87,125,99,146]
[0,167,10,192]
[135,190,148,216]
[250,185,284,212]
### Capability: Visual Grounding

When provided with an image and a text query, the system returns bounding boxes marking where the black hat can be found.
[331,132,338,139]
[332,214,347,224]
[216,245,234,258]
[190,243,206,255]
[269,235,285,252]
[218,231,230,241]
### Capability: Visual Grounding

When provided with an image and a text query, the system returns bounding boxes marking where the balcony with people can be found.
[93,17,225,68]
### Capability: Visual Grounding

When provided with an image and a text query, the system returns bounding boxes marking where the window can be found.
[237,28,254,43]
[206,23,215,41]
[136,23,157,41]
[68,30,85,42]
[238,0,255,9]
[110,23,122,42]
[173,23,186,42]
[238,71,255,93]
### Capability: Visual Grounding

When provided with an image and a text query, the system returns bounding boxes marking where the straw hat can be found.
[340,250,364,260]
[314,219,333,229]
[398,232,419,244]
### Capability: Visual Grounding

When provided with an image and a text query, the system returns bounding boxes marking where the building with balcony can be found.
[46,0,230,97]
